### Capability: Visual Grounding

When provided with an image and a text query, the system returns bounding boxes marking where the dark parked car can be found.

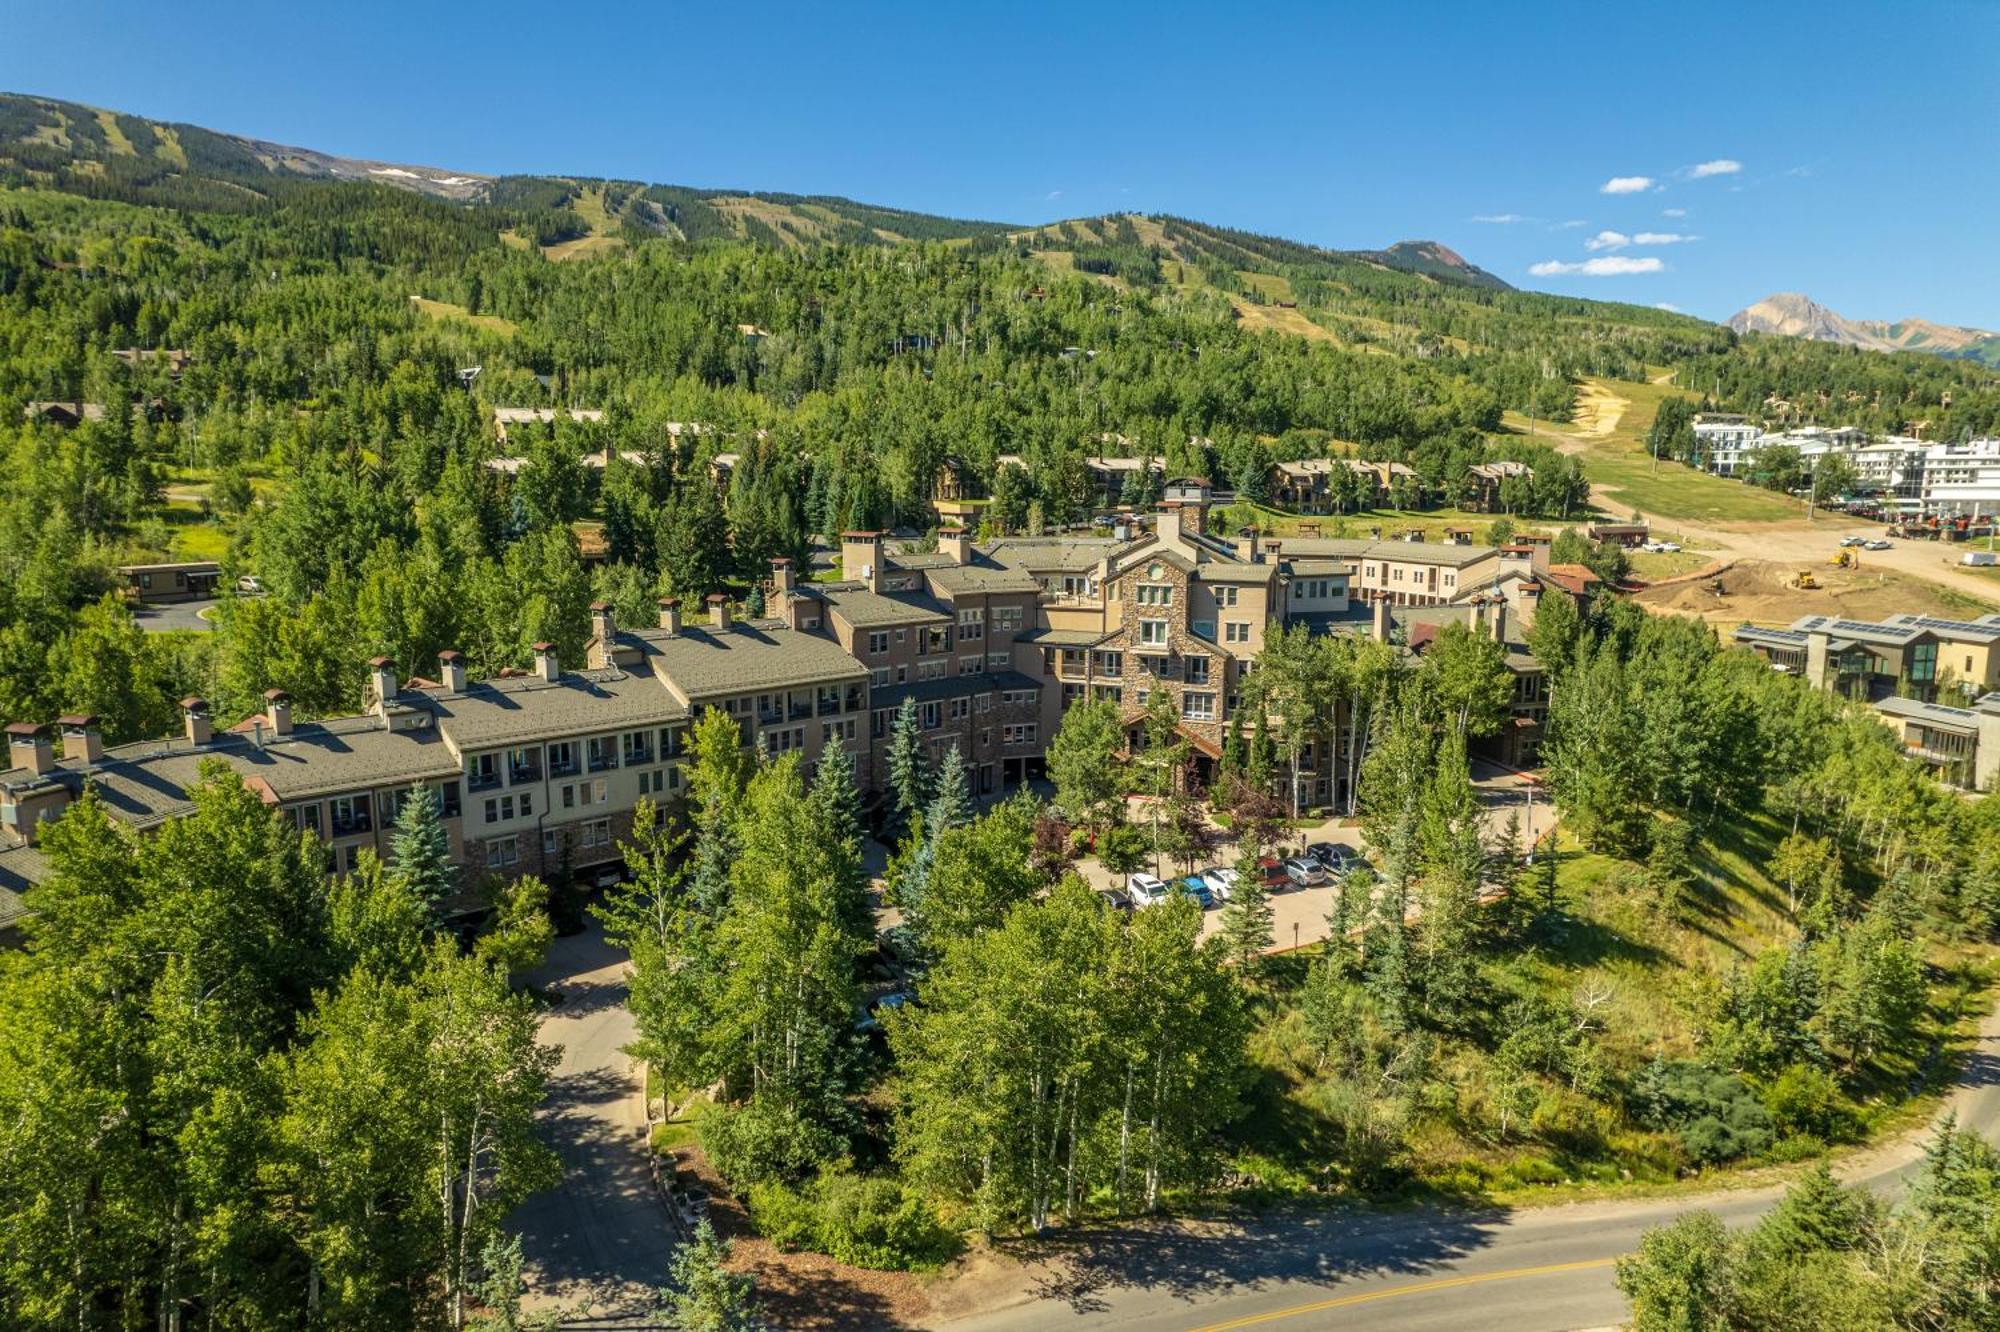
[1307,841,1359,872]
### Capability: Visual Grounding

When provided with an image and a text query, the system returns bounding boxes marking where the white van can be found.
[1961,551,1998,568]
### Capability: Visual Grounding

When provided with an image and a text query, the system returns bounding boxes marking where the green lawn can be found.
[408,295,519,338]
[1506,377,1807,526]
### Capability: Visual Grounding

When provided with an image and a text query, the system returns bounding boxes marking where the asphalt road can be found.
[510,917,675,1322]
[947,999,2000,1332]
[133,598,217,633]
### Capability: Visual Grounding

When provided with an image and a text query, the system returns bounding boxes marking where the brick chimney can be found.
[590,601,616,651]
[181,696,213,746]
[771,556,797,596]
[263,689,293,736]
[657,597,682,635]
[1233,527,1261,563]
[437,650,466,696]
[707,593,731,631]
[938,526,973,565]
[6,722,53,775]
[841,530,885,592]
[533,641,560,683]
[366,658,397,711]
[1371,593,1392,643]
[57,714,103,764]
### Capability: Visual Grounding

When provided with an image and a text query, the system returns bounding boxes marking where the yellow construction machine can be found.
[1791,571,1820,590]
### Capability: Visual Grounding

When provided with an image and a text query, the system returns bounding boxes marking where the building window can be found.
[547,741,577,777]
[468,753,501,791]
[485,836,519,868]
[587,736,619,771]
[440,781,461,819]
[917,660,946,681]
[660,726,684,758]
[868,630,890,655]
[959,654,983,676]
[921,702,941,730]
[1186,656,1211,685]
[1215,586,1239,608]
[1002,723,1038,745]
[872,709,891,738]
[623,730,653,766]
[1140,619,1169,645]
[1136,585,1172,606]
[958,609,984,640]
[992,605,1024,632]
[1224,621,1251,644]
[293,804,321,836]
[1096,650,1123,676]
[329,795,372,836]
[507,747,540,785]
[1192,619,1215,640]
[872,667,891,687]
[1182,692,1217,721]
[949,698,970,721]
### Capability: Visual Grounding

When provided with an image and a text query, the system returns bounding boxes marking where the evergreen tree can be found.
[887,695,930,838]
[658,1219,758,1332]
[928,744,973,832]
[390,781,455,922]
[1217,875,1275,972]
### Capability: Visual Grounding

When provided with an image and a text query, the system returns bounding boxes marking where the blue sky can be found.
[4,0,1996,326]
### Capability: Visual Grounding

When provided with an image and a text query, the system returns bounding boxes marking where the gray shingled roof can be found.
[0,844,42,932]
[924,562,1044,596]
[1018,627,1113,647]
[431,670,691,750]
[628,623,868,698]
[978,537,1121,573]
[812,584,952,628]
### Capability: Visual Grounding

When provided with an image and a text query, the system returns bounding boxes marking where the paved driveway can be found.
[511,917,675,1321]
[133,598,217,632]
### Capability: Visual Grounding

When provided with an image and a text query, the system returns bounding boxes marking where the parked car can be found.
[235,574,264,595]
[1840,535,1867,547]
[1282,856,1327,887]
[1255,857,1291,892]
[1200,866,1239,902]
[1097,886,1133,914]
[1176,875,1216,909]
[1126,872,1169,908]
[1306,841,1358,873]
[1864,539,1893,550]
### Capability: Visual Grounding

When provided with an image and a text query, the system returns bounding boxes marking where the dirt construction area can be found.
[1638,556,1995,627]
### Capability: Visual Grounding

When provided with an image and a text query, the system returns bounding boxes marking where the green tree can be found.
[658,1218,759,1332]
[886,695,931,839]
[391,781,456,922]
[1046,697,1125,830]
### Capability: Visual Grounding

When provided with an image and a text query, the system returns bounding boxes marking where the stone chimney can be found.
[1491,601,1508,645]
[1518,579,1542,626]
[842,530,885,592]
[657,597,682,635]
[1233,527,1261,563]
[6,722,53,775]
[938,526,973,566]
[533,641,560,683]
[771,556,797,596]
[366,658,397,712]
[590,601,616,653]
[437,650,466,696]
[263,689,293,736]
[181,696,213,746]
[1371,594,1392,643]
[57,714,103,764]
[707,593,732,631]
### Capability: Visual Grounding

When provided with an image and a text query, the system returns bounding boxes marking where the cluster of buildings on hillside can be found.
[1694,415,2000,525]
[0,480,1594,943]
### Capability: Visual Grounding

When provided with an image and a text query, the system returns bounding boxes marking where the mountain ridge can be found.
[0,89,1510,291]
[1729,292,2000,367]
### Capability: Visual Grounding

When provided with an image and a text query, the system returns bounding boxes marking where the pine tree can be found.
[389,781,454,923]
[1218,875,1275,972]
[887,695,930,838]
[657,1219,758,1331]
[1246,707,1276,794]
[929,744,972,833]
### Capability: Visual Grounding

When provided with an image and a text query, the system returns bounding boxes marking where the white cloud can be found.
[1472,213,1524,224]
[1655,303,1681,312]
[1528,256,1665,277]
[1688,159,1742,178]
[1632,232,1695,245]
[1584,229,1630,251]
[1557,218,1590,229]
[1601,175,1654,194]
[1662,207,1687,218]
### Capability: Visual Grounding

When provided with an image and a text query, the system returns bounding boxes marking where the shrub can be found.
[743,1169,960,1271]
[698,1098,846,1186]
[1632,1059,1773,1165]
[1763,1064,1854,1143]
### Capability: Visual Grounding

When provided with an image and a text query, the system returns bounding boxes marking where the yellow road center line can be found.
[1186,1257,1619,1330]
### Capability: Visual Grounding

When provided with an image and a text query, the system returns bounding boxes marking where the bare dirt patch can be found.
[1638,558,1992,627]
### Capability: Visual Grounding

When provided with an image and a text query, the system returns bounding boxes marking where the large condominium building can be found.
[0,483,1548,940]
[1736,611,2000,789]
